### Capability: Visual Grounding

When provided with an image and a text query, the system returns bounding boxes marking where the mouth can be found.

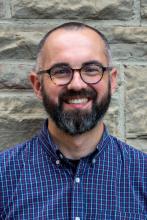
[67,97,89,104]
[63,96,92,110]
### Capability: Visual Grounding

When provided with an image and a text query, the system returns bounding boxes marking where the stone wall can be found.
[0,0,147,152]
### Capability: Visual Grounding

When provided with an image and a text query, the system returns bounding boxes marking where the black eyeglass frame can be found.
[37,63,113,86]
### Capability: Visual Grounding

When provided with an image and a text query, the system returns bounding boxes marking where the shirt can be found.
[0,119,147,220]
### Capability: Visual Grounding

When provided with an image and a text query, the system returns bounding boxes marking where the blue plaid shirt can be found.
[0,120,147,220]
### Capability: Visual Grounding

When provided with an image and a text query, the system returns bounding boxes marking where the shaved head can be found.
[35,22,112,72]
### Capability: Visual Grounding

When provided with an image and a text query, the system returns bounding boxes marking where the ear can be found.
[29,71,43,100]
[110,68,118,95]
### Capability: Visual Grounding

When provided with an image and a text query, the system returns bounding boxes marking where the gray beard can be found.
[41,83,111,135]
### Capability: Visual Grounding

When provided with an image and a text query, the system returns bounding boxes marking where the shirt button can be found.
[56,160,60,165]
[75,217,80,220]
[75,177,80,183]
[92,158,96,164]
[59,153,63,159]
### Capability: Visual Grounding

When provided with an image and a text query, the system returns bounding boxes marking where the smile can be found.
[67,98,89,104]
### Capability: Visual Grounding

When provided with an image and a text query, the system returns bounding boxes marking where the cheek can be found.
[92,80,109,100]
[42,82,63,104]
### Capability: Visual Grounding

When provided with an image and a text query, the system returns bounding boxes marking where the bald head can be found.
[35,22,112,72]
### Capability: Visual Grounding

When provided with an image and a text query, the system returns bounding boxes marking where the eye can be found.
[82,65,103,75]
[51,66,71,75]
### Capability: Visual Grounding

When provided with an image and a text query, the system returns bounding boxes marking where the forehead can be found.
[41,28,108,66]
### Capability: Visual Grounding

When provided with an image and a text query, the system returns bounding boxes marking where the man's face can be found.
[35,28,116,135]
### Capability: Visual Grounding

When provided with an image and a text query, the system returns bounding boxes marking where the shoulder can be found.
[109,134,147,168]
[0,135,38,172]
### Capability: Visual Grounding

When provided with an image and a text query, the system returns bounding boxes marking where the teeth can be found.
[68,98,88,104]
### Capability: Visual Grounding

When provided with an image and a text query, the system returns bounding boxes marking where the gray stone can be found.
[104,95,121,138]
[1,28,147,62]
[0,91,46,118]
[0,91,46,151]
[125,65,147,139]
[101,27,147,43]
[111,44,147,62]
[0,62,33,89]
[0,118,45,151]
[141,0,147,19]
[0,31,41,59]
[11,0,134,20]
[0,0,5,18]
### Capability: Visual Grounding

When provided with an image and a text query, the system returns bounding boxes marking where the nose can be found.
[67,70,87,91]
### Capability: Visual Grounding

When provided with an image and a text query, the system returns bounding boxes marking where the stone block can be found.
[111,43,147,62]
[0,62,33,89]
[1,27,147,62]
[0,91,46,118]
[104,93,121,138]
[101,27,147,43]
[0,31,41,59]
[125,65,147,139]
[0,0,5,18]
[11,0,134,20]
[0,91,46,151]
[141,0,147,19]
[0,118,45,151]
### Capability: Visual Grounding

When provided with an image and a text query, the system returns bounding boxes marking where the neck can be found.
[48,119,104,160]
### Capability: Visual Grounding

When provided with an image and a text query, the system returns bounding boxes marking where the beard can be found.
[41,81,111,135]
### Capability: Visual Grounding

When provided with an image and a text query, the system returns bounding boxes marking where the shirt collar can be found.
[38,119,111,162]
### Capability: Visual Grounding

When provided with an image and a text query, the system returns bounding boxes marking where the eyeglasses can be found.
[37,62,112,86]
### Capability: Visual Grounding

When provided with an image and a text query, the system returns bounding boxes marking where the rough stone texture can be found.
[104,94,120,138]
[0,91,45,119]
[0,31,40,60]
[1,28,147,62]
[141,0,147,19]
[0,118,44,151]
[102,27,147,43]
[0,0,5,18]
[111,43,147,62]
[11,0,134,20]
[125,65,147,141]
[0,91,46,151]
[0,62,33,89]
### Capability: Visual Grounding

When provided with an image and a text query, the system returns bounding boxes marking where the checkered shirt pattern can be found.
[0,120,147,220]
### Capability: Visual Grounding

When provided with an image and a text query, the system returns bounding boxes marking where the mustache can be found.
[59,89,97,101]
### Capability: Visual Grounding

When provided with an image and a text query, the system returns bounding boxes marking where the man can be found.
[0,22,147,219]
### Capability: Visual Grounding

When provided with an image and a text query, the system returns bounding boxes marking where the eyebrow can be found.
[50,60,104,69]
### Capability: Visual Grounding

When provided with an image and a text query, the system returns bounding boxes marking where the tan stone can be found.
[0,28,147,62]
[0,91,46,118]
[141,0,147,19]
[111,44,147,62]
[0,62,33,89]
[125,65,147,138]
[0,31,41,59]
[104,95,121,138]
[11,0,134,20]
[101,27,147,43]
[0,0,5,18]
[0,91,46,151]
[0,118,45,151]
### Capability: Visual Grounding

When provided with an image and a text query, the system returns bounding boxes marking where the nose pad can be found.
[67,71,87,90]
